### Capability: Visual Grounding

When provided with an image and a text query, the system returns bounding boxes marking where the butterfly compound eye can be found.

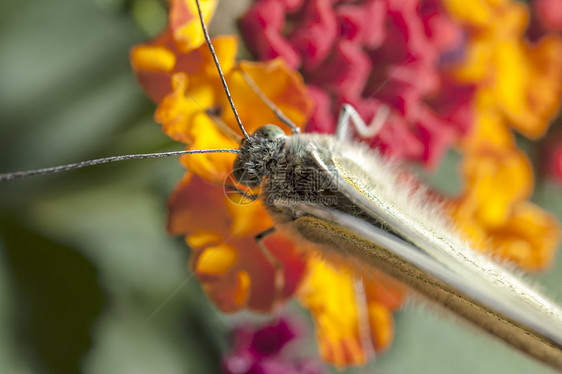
[252,124,286,140]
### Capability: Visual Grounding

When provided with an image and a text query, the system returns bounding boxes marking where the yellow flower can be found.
[443,0,561,271]
[169,0,218,53]
[298,259,366,366]
[444,0,562,138]
[132,2,408,366]
[298,259,406,367]
[451,145,560,270]
[157,37,314,311]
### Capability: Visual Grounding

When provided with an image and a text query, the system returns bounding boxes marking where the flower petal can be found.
[366,301,393,351]
[167,173,231,238]
[130,30,177,102]
[195,243,238,276]
[179,113,238,183]
[170,0,218,53]
[223,59,313,135]
[451,145,560,270]
[298,258,365,367]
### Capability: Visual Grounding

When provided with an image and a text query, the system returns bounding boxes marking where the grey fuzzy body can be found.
[238,134,380,225]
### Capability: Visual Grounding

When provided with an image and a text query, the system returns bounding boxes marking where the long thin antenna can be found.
[0,148,239,181]
[194,0,250,140]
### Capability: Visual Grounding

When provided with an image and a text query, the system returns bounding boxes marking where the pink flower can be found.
[535,0,562,31]
[224,318,329,374]
[240,0,474,168]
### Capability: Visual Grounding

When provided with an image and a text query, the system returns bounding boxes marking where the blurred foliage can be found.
[0,0,561,374]
[2,219,104,373]
[0,0,225,373]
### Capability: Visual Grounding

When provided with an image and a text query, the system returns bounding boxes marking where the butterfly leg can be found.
[255,227,285,306]
[335,104,389,141]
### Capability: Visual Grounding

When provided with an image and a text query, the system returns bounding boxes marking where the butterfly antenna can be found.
[0,148,239,181]
[193,0,250,140]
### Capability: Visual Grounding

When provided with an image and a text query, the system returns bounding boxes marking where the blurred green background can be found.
[0,0,561,373]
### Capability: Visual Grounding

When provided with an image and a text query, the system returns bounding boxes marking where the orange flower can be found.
[298,260,407,367]
[168,173,307,311]
[442,0,561,271]
[130,0,221,102]
[451,146,560,270]
[298,259,367,366]
[444,0,562,138]
[169,0,218,53]
[131,2,409,366]
[130,30,178,103]
[156,36,314,310]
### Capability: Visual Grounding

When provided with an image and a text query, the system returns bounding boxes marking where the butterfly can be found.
[1,0,560,374]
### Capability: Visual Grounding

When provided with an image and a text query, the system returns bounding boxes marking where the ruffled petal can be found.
[297,259,366,367]
[223,59,313,134]
[178,113,238,183]
[456,147,533,227]
[297,258,406,366]
[195,233,306,313]
[130,30,177,102]
[167,173,232,238]
[241,0,474,168]
[451,146,560,270]
[170,0,218,53]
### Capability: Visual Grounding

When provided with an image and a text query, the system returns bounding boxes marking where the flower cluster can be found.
[131,0,562,369]
[239,0,562,269]
[530,0,562,186]
[131,4,312,312]
[239,0,474,168]
[443,0,562,270]
[131,0,406,367]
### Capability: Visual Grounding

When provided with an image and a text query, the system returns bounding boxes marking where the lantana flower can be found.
[239,0,474,168]
[131,0,562,369]
[131,0,407,366]
[239,0,561,273]
[443,0,562,270]
[134,31,313,311]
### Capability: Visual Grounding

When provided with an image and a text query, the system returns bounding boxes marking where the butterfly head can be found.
[232,124,287,188]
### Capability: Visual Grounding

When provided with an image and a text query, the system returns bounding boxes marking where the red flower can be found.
[542,133,562,184]
[535,0,562,31]
[240,0,474,168]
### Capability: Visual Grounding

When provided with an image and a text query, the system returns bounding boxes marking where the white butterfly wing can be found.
[278,138,562,370]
